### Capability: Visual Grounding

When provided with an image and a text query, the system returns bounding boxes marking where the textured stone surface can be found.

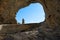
[0,23,40,34]
[0,22,60,40]
[0,0,30,24]
[0,0,60,40]
[0,0,60,26]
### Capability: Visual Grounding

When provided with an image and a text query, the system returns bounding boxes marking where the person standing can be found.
[22,18,25,24]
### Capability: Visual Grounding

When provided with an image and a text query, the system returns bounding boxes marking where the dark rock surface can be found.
[0,0,60,40]
[0,0,60,26]
[0,22,60,40]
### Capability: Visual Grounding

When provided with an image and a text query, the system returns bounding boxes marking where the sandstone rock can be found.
[0,0,60,40]
[0,0,60,25]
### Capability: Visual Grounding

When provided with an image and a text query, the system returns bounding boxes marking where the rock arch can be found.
[0,0,46,24]
[0,0,60,27]
[0,0,60,40]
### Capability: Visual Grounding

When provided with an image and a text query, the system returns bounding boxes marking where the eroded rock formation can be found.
[0,0,60,26]
[0,0,60,40]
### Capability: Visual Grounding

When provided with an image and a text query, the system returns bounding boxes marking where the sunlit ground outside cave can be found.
[15,3,45,24]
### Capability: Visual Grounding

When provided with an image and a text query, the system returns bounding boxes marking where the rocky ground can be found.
[0,22,60,40]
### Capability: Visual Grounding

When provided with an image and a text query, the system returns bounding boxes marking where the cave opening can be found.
[15,3,45,24]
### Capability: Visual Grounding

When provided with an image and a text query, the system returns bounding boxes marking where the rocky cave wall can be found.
[0,0,60,27]
[0,0,60,35]
[0,0,30,24]
[0,0,60,40]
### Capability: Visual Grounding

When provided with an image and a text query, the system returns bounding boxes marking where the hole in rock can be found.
[15,3,45,24]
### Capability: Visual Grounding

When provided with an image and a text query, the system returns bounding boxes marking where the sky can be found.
[15,3,45,24]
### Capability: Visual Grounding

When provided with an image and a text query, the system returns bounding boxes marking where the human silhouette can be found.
[22,18,25,24]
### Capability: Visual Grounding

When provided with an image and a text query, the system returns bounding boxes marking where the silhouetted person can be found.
[22,18,25,24]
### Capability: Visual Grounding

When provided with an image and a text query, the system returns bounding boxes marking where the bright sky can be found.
[15,3,45,24]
